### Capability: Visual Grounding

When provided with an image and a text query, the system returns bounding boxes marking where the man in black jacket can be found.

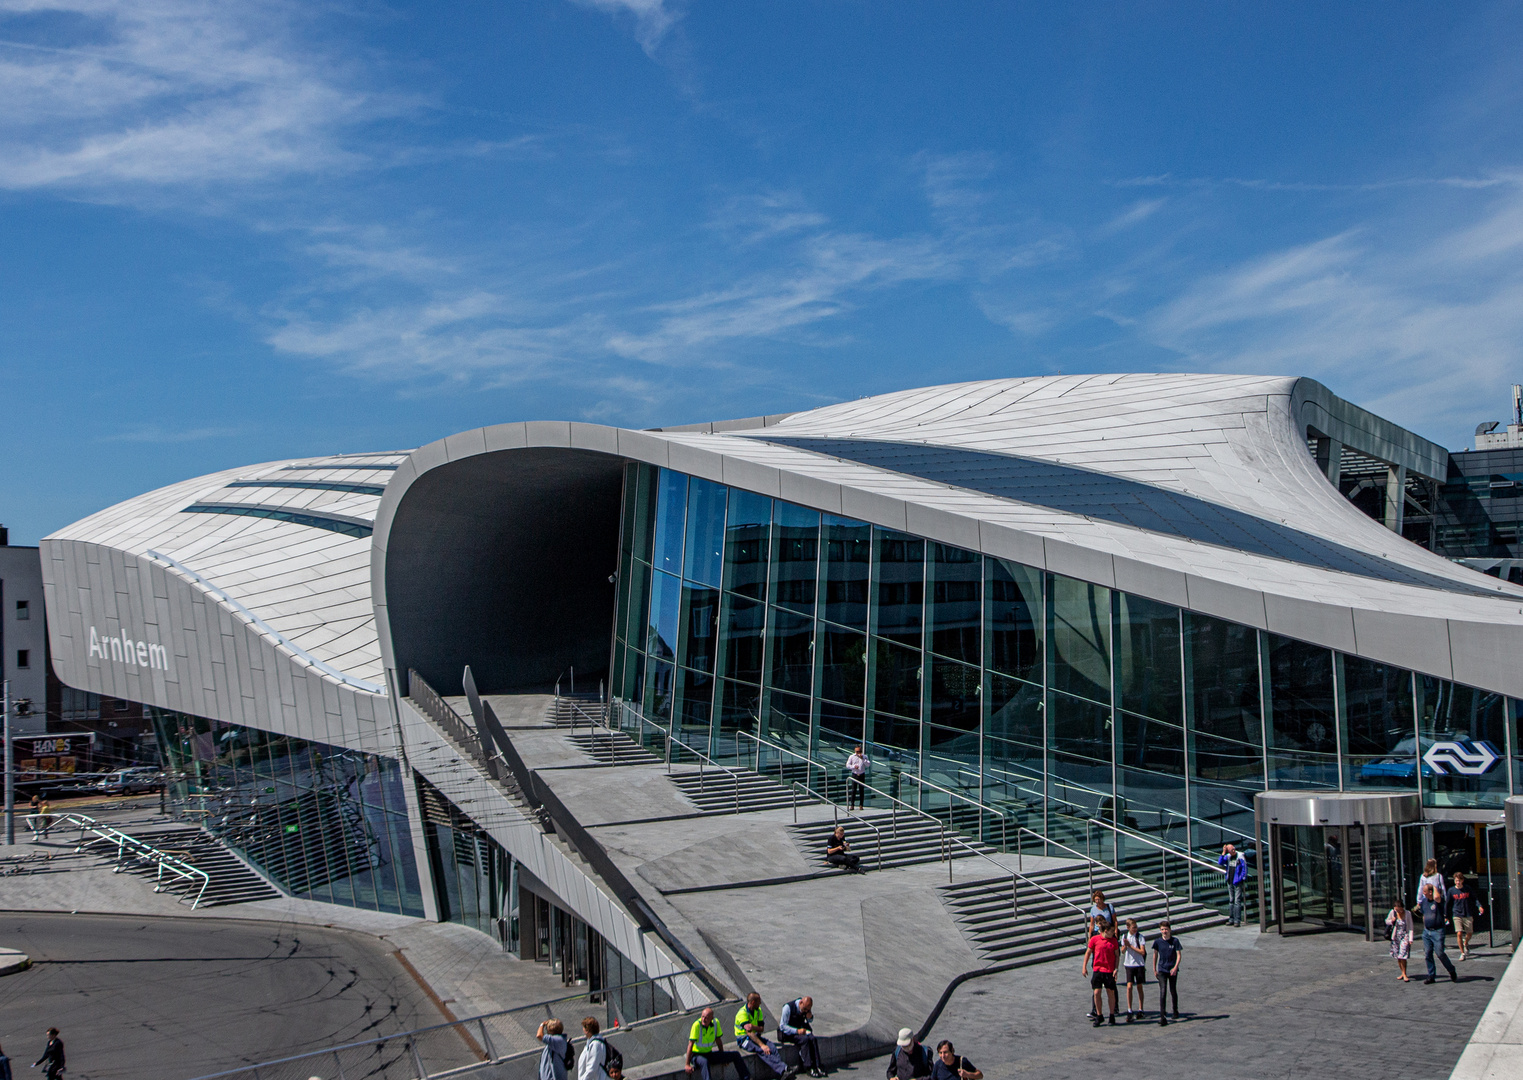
[33,1029,64,1080]
[886,1029,931,1080]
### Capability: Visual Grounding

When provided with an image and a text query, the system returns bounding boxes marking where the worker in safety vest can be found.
[735,993,794,1079]
[685,1006,746,1080]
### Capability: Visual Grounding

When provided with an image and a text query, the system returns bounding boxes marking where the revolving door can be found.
[1256,791,1420,938]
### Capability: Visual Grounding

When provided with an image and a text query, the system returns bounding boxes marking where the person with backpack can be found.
[579,1017,620,1080]
[778,996,824,1078]
[537,1019,572,1080]
[1120,917,1148,1022]
[685,1006,746,1080]
[1417,882,1458,984]
[885,1029,931,1079]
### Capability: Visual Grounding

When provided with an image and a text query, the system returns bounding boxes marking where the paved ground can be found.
[0,912,445,1080]
[842,923,1508,1080]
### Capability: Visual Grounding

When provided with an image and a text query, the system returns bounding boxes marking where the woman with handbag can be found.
[1386,898,1415,982]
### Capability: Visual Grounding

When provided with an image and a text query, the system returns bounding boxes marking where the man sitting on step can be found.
[735,994,796,1080]
[825,826,862,873]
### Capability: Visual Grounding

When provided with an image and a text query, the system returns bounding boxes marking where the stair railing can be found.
[50,812,211,908]
[1079,814,1226,908]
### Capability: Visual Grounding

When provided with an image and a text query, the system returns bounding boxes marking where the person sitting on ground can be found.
[778,995,824,1078]
[929,1041,981,1080]
[826,825,862,872]
[578,1016,615,1080]
[537,1019,571,1080]
[885,1028,932,1080]
[735,993,795,1079]
[685,1006,747,1080]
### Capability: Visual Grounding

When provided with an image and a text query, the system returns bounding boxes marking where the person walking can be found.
[36,797,51,839]
[1218,843,1249,926]
[1417,883,1458,984]
[27,796,41,839]
[825,826,862,873]
[1416,858,1444,907]
[1152,921,1182,1024]
[1448,872,1485,961]
[885,1029,931,1080]
[1086,890,1116,936]
[1386,898,1415,982]
[929,1041,981,1080]
[578,1018,614,1080]
[1121,917,1147,1022]
[778,996,824,1078]
[537,1019,571,1080]
[32,1030,63,1080]
[685,1007,746,1080]
[845,747,868,810]
[0,1040,13,1080]
[1083,920,1120,1027]
[735,993,794,1079]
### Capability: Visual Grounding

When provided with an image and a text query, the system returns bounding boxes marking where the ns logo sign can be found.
[1421,740,1501,776]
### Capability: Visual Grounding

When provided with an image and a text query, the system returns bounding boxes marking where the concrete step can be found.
[119,827,283,907]
[566,731,662,766]
[549,695,607,727]
[787,811,999,872]
[668,769,818,816]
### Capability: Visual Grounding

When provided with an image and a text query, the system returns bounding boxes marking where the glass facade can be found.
[611,462,1523,885]
[151,708,425,916]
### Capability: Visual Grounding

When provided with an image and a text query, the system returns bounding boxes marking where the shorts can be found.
[1456,916,1475,935]
[1125,966,1146,984]
[1090,971,1117,990]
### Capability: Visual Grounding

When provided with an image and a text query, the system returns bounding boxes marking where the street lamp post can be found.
[3,678,13,845]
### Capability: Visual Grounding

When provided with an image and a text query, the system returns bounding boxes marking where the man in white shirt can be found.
[845,747,868,810]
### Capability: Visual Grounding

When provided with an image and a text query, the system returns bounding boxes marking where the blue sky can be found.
[4,2,1523,543]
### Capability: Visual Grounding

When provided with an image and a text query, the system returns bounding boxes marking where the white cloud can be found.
[571,0,678,56]
[0,0,381,190]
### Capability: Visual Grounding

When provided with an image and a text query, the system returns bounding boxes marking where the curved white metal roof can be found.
[47,451,408,689]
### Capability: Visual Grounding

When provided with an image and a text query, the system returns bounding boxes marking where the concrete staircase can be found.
[941,862,1225,967]
[787,810,998,872]
[130,828,283,906]
[567,730,662,766]
[549,694,606,727]
[667,767,817,815]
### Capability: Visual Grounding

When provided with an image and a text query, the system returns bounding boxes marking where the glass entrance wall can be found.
[150,707,424,917]
[610,462,1523,897]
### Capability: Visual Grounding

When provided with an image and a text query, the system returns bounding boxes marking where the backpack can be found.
[589,1036,621,1074]
[561,1037,574,1071]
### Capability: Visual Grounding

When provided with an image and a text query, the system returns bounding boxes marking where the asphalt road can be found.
[0,912,447,1080]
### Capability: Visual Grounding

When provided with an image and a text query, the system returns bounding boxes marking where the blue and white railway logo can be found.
[1421,740,1501,776]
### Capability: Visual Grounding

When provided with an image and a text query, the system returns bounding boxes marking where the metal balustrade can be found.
[37,812,211,908]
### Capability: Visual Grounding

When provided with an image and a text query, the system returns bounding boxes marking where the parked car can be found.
[96,768,163,795]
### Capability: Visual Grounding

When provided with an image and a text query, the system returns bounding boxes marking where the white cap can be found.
[897,1028,914,1047]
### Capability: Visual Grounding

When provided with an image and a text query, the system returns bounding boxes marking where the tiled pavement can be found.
[842,924,1511,1080]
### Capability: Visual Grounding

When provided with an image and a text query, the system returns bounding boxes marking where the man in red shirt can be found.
[1082,921,1121,1027]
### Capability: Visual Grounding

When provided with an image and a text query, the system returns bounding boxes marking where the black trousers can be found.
[848,774,866,809]
[690,1050,747,1080]
[1157,972,1179,1014]
[780,1031,821,1069]
[827,852,861,872]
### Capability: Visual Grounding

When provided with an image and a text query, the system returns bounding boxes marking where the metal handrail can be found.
[46,812,211,908]
[183,968,718,1080]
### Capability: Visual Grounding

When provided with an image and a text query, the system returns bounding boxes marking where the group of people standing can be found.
[1080,890,1184,1027]
[1385,860,1486,984]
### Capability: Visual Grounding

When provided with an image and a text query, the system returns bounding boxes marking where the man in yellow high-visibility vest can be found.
[685,1006,746,1080]
[735,993,793,1079]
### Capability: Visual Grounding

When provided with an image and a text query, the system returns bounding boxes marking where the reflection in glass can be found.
[1049,575,1110,705]
[1266,634,1338,789]
[928,543,981,663]
[678,585,720,674]
[716,679,762,734]
[986,559,1042,682]
[873,530,924,647]
[872,638,921,719]
[817,626,867,708]
[623,462,657,564]
[1116,711,1186,833]
[818,699,864,747]
[676,667,714,736]
[718,593,765,685]
[646,570,681,660]
[822,516,871,629]
[1418,677,1509,808]
[683,478,727,588]
[766,688,811,747]
[645,658,675,723]
[652,470,687,576]
[1185,613,1263,835]
[928,656,980,731]
[1047,691,1113,816]
[767,605,814,697]
[1116,593,1182,723]
[723,490,771,600]
[770,502,820,614]
[1339,656,1417,790]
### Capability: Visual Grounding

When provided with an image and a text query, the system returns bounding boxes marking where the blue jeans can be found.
[690,1050,747,1080]
[1227,881,1246,924]
[1423,927,1456,978]
[738,1035,787,1077]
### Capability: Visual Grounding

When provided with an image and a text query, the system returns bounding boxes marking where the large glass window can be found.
[770,502,819,615]
[1049,574,1110,705]
[1266,635,1338,789]
[928,543,981,664]
[1339,656,1417,791]
[723,490,771,601]
[1047,691,1113,818]
[1418,677,1509,808]
[647,570,681,660]
[683,478,727,588]
[817,626,867,709]
[986,559,1042,682]
[872,638,921,720]
[678,585,719,673]
[717,593,765,685]
[1115,593,1182,724]
[822,516,871,629]
[767,606,814,698]
[1185,613,1263,838]
[873,530,924,647]
[652,470,687,577]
